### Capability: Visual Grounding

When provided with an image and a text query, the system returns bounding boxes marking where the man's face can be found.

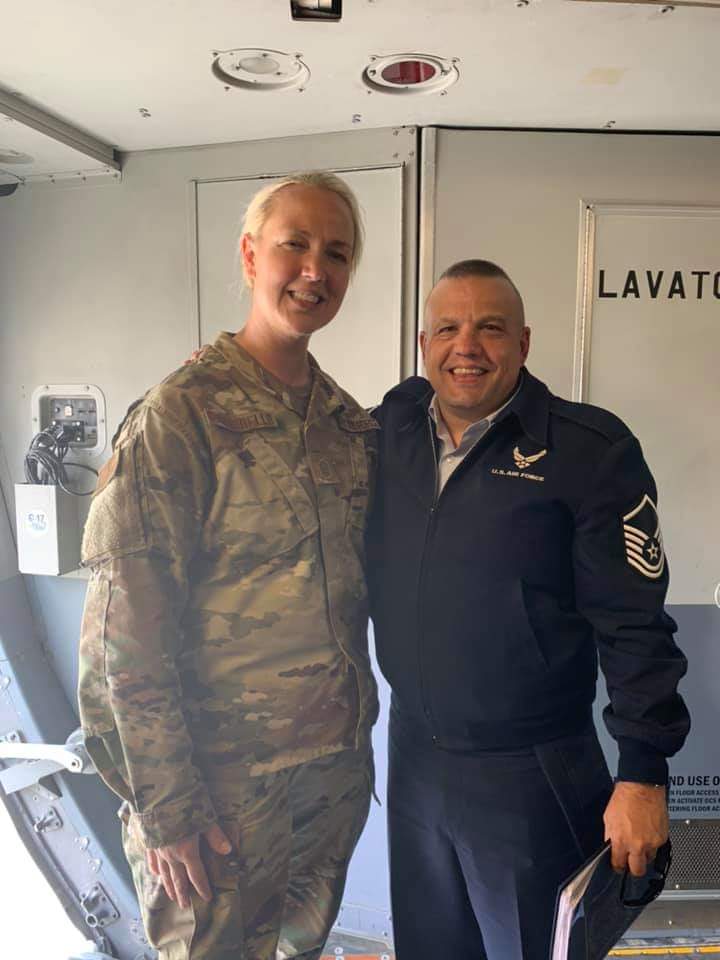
[420,274,530,424]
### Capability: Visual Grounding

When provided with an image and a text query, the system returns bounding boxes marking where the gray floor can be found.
[630,896,720,938]
[324,930,394,956]
[323,904,720,959]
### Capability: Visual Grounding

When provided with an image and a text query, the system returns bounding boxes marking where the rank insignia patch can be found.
[622,494,665,579]
[513,445,547,470]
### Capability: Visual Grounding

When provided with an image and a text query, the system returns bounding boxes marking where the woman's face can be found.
[242,184,355,340]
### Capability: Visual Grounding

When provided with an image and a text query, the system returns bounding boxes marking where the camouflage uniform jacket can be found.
[78,332,379,848]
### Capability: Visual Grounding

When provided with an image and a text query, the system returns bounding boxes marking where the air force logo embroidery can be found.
[622,494,665,580]
[491,446,547,482]
[513,446,547,470]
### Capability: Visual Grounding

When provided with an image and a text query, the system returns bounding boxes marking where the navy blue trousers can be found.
[388,708,613,960]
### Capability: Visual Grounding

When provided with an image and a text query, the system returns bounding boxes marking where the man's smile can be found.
[447,365,490,379]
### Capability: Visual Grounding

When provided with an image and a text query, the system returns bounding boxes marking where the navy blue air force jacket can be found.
[367,370,690,784]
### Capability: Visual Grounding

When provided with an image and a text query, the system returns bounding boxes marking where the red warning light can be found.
[380,60,437,85]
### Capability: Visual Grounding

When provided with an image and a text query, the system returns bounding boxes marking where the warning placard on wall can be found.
[669,773,720,817]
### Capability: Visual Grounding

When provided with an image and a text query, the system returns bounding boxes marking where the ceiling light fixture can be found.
[362,54,459,95]
[211,48,311,91]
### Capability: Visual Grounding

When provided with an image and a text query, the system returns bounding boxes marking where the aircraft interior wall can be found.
[0,124,718,955]
[0,466,18,583]
[428,128,720,397]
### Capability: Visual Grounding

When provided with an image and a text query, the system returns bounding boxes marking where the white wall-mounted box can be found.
[14,484,81,576]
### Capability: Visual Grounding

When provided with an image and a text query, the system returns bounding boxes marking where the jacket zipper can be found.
[415,415,498,735]
[415,416,440,731]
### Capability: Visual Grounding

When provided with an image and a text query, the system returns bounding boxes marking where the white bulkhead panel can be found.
[577,204,720,606]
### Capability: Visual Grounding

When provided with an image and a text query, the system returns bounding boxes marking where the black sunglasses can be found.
[620,840,673,908]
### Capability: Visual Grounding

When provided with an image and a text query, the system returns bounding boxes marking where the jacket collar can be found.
[503,369,550,447]
[309,365,348,417]
[397,368,550,446]
[212,331,347,418]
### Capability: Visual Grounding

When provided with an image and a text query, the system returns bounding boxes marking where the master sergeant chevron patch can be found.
[622,494,665,580]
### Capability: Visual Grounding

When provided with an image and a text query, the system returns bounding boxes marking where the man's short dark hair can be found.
[432,259,525,324]
[439,259,520,295]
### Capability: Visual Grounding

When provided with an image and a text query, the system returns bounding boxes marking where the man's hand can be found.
[146,823,232,910]
[603,781,668,877]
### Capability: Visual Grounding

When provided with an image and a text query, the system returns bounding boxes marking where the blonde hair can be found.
[240,171,364,286]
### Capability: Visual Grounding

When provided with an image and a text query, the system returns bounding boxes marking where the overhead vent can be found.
[290,0,342,21]
[211,48,310,92]
[362,54,459,96]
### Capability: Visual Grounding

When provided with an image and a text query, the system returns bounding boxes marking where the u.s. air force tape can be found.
[622,494,665,580]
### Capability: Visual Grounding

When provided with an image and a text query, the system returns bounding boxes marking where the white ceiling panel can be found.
[0,0,718,156]
[0,115,118,185]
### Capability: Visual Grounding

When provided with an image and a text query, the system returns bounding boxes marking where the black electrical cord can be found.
[23,424,98,496]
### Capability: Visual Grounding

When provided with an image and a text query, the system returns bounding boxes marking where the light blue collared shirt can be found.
[428,382,520,493]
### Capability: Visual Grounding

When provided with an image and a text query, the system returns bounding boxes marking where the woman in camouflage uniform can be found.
[78,172,379,959]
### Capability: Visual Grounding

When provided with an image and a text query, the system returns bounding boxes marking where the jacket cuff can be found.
[136,787,217,848]
[616,737,669,785]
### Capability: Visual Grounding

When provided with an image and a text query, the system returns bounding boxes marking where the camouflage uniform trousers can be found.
[122,747,373,960]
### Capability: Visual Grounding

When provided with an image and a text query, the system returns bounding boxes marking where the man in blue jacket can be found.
[367,259,689,960]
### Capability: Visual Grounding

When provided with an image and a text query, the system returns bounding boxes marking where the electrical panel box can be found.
[290,0,342,21]
[31,384,106,457]
[14,483,81,576]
